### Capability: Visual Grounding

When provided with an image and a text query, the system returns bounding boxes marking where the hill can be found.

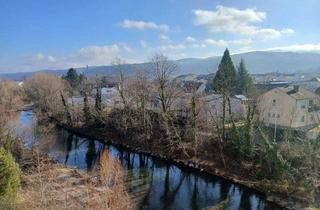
[1,51,320,80]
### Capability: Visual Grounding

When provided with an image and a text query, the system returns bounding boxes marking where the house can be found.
[91,87,121,107]
[68,96,85,106]
[179,81,211,95]
[196,83,211,95]
[258,85,320,130]
[68,87,121,108]
[200,94,248,122]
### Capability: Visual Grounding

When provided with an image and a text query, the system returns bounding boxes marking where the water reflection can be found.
[14,111,284,210]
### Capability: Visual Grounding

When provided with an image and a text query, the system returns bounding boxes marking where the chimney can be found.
[293,85,300,92]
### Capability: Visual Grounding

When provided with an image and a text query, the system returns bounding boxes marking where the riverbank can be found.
[18,158,133,210]
[53,119,317,210]
[5,111,133,210]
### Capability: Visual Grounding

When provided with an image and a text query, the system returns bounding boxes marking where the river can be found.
[12,111,284,210]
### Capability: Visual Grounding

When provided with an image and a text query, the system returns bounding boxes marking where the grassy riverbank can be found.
[0,113,133,210]
[17,152,133,210]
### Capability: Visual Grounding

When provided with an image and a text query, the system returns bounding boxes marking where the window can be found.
[309,100,314,107]
[301,116,305,122]
[272,99,276,106]
[277,114,280,118]
[268,112,271,117]
[301,100,307,109]
[272,113,275,118]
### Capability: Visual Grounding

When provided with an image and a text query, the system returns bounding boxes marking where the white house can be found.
[91,87,121,107]
[258,85,320,130]
[199,94,248,123]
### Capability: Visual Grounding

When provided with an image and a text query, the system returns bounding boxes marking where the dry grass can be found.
[99,149,134,210]
[18,150,134,210]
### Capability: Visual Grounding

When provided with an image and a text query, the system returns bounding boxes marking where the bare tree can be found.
[0,80,22,109]
[0,80,22,128]
[150,53,181,143]
[128,70,151,128]
[112,58,128,108]
[150,54,178,113]
[23,73,67,116]
[188,83,203,155]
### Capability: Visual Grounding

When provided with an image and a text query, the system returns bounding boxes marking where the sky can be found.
[0,0,320,73]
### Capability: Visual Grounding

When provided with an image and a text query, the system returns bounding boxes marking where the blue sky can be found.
[0,0,319,72]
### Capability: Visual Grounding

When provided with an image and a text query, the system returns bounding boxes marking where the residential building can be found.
[258,85,320,129]
[91,87,121,107]
[200,94,248,123]
[68,87,121,108]
[68,96,85,106]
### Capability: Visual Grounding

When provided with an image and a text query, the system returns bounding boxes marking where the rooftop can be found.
[278,86,319,100]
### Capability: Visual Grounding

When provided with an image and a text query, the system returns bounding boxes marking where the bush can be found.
[0,147,20,201]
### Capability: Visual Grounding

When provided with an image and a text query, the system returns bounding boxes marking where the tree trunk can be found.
[222,94,226,141]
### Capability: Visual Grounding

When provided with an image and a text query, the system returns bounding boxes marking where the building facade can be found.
[258,86,320,129]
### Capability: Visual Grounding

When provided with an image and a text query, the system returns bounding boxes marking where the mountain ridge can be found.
[1,51,320,80]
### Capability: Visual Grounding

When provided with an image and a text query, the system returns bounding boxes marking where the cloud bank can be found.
[193,6,294,40]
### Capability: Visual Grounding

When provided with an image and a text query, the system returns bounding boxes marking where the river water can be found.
[12,111,284,210]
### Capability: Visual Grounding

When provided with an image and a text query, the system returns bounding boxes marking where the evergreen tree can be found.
[213,49,237,95]
[213,49,238,141]
[63,68,85,89]
[237,59,253,95]
[0,147,20,201]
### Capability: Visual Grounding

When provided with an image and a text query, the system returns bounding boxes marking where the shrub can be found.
[0,147,20,201]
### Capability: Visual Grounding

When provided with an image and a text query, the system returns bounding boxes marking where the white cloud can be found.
[204,39,228,47]
[159,34,171,42]
[185,36,196,42]
[192,43,207,48]
[34,53,56,63]
[264,43,320,52]
[188,38,252,49]
[47,56,56,62]
[193,6,291,40]
[204,38,252,47]
[281,28,295,34]
[254,28,281,39]
[140,40,148,49]
[120,19,169,32]
[71,44,120,65]
[160,44,186,51]
[193,6,265,33]
[230,39,253,45]
[12,53,58,72]
[35,53,45,60]
[120,43,134,53]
